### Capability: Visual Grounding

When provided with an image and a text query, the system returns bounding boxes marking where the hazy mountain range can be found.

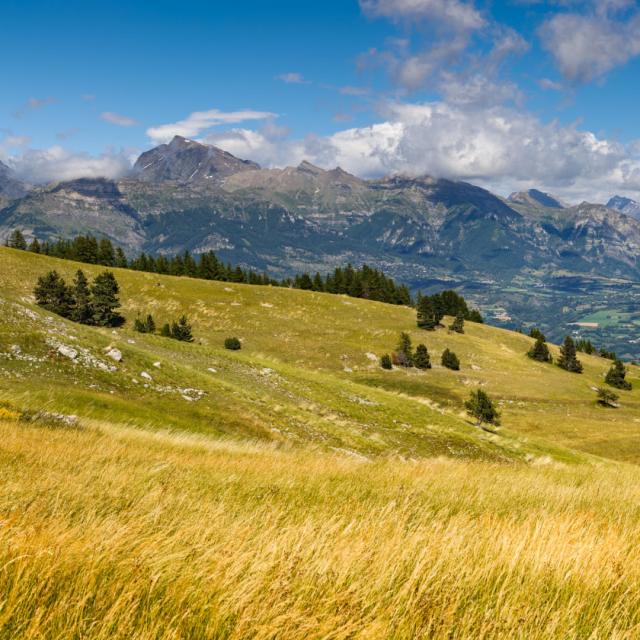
[2,135,640,281]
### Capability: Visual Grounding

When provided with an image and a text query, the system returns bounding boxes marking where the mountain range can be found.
[3,135,640,355]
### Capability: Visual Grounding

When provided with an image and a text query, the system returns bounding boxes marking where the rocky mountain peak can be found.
[508,189,566,210]
[296,160,325,175]
[607,195,640,220]
[131,136,260,183]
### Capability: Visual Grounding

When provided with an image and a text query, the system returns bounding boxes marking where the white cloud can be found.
[276,72,308,84]
[540,10,640,83]
[7,146,132,183]
[360,0,485,31]
[13,97,57,118]
[538,78,563,91]
[100,111,139,127]
[146,108,276,144]
[202,100,640,203]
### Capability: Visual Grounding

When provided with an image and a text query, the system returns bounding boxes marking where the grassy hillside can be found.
[2,418,640,639]
[4,247,640,637]
[1,246,639,463]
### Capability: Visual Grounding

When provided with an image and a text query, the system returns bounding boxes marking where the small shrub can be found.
[597,387,619,408]
[225,337,242,350]
[605,360,632,390]
[380,354,393,370]
[160,323,171,337]
[441,348,460,370]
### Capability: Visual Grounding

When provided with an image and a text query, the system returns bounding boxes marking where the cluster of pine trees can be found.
[34,269,123,327]
[134,313,194,342]
[380,332,460,371]
[7,230,411,306]
[527,329,632,403]
[291,265,412,305]
[416,290,483,330]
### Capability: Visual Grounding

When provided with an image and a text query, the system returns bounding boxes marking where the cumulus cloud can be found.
[360,0,485,31]
[100,111,139,127]
[276,72,308,84]
[539,8,640,83]
[201,100,640,203]
[147,108,276,144]
[7,146,132,183]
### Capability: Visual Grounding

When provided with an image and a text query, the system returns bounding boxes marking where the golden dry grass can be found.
[2,419,640,639]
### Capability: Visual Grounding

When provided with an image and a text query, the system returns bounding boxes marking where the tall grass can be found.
[2,419,640,639]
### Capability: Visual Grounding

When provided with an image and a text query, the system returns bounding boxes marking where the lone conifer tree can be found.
[449,313,465,334]
[413,344,432,369]
[441,348,460,370]
[557,336,583,373]
[605,360,632,390]
[465,389,501,427]
[171,315,194,342]
[34,271,73,317]
[380,354,393,370]
[417,296,441,330]
[71,270,93,324]
[7,229,27,250]
[90,271,123,327]
[528,336,552,363]
[395,332,413,367]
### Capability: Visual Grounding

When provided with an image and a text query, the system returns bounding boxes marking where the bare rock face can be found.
[57,345,78,360]
[131,135,259,183]
[105,347,122,362]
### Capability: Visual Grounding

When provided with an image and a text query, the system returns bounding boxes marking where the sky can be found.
[2,0,640,203]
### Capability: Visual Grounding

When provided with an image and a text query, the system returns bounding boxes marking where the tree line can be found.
[7,230,411,306]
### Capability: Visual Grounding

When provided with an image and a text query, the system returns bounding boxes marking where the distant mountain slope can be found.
[508,189,566,210]
[608,195,640,220]
[0,160,28,203]
[131,135,259,182]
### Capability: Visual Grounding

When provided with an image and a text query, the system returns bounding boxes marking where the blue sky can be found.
[3,0,640,202]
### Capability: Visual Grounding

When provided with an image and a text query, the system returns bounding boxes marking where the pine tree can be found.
[114,247,128,268]
[34,271,73,317]
[7,229,27,250]
[395,332,413,367]
[467,309,484,323]
[97,239,115,266]
[441,348,460,370]
[465,389,501,427]
[171,315,194,342]
[557,336,583,373]
[605,360,632,390]
[28,238,41,253]
[413,344,432,370]
[90,271,123,327]
[380,354,392,370]
[529,327,546,341]
[144,314,156,333]
[527,336,552,363]
[417,296,441,330]
[449,314,465,334]
[71,270,93,324]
